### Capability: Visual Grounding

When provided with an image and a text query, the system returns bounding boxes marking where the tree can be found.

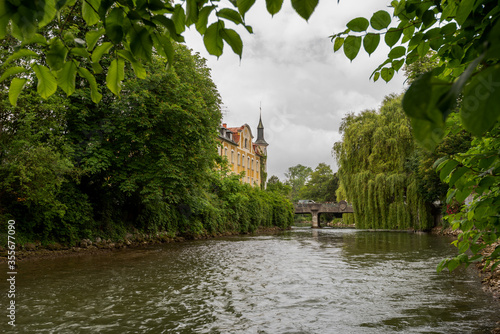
[331,0,500,149]
[0,0,321,105]
[333,94,433,230]
[284,164,312,202]
[331,1,500,272]
[299,163,338,202]
[266,175,291,197]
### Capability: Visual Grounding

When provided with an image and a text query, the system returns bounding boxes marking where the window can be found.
[247,157,250,168]
[244,138,248,148]
[251,159,254,170]
[231,150,234,164]
[242,155,245,167]
[237,153,240,165]
[224,147,227,156]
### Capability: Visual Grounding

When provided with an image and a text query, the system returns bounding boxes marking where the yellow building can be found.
[218,115,268,187]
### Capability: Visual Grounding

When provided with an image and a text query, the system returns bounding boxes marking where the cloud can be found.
[184,0,406,180]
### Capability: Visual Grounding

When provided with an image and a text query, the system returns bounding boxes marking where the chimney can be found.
[222,123,227,128]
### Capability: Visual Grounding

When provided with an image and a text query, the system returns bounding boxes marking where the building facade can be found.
[218,115,268,187]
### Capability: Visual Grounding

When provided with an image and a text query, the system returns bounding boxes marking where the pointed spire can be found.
[255,104,268,146]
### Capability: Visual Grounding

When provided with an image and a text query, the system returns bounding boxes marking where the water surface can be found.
[1,228,498,333]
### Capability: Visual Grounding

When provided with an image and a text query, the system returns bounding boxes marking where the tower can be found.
[254,111,268,154]
[254,109,268,188]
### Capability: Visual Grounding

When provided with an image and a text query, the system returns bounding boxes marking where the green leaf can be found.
[440,22,457,36]
[291,0,318,21]
[447,259,459,271]
[266,0,284,16]
[461,66,500,136]
[441,1,457,22]
[186,0,198,26]
[39,0,57,28]
[106,58,125,96]
[458,241,470,254]
[196,6,215,34]
[370,10,391,30]
[31,64,57,99]
[410,117,444,151]
[334,37,344,52]
[392,59,405,72]
[20,34,48,47]
[91,42,113,73]
[217,8,243,25]
[388,46,406,59]
[77,67,102,103]
[86,29,104,51]
[448,167,469,187]
[82,0,101,26]
[69,47,90,58]
[437,258,448,273]
[204,22,224,57]
[439,159,459,181]
[237,0,256,17]
[455,187,473,203]
[385,28,402,47]
[2,49,39,68]
[8,78,27,106]
[57,61,77,96]
[402,25,415,43]
[105,7,124,44]
[172,4,186,34]
[117,50,146,79]
[130,27,153,61]
[417,41,430,57]
[422,10,436,28]
[221,28,243,59]
[346,17,369,32]
[0,67,27,83]
[46,38,68,71]
[373,71,380,82]
[403,72,449,123]
[0,0,11,39]
[344,36,361,61]
[380,67,394,82]
[153,15,183,42]
[363,33,380,56]
[152,32,174,65]
[456,0,474,26]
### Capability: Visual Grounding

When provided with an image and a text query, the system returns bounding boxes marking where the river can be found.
[2,228,499,333]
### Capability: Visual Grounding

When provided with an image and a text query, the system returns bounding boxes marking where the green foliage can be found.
[284,164,313,202]
[333,95,432,230]
[332,0,500,149]
[436,122,500,273]
[0,44,293,245]
[0,0,321,104]
[299,163,338,202]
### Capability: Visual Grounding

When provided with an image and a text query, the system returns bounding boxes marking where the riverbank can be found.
[433,226,500,301]
[0,226,285,263]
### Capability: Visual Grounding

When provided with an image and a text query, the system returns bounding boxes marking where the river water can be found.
[2,228,499,333]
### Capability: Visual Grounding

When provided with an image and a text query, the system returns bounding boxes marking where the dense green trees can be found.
[284,164,312,202]
[334,94,434,230]
[0,44,293,246]
[298,163,338,203]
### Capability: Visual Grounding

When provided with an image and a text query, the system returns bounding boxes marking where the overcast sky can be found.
[184,0,407,180]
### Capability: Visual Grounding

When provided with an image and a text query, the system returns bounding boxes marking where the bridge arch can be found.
[293,201,354,228]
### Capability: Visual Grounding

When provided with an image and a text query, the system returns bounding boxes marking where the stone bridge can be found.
[293,201,354,228]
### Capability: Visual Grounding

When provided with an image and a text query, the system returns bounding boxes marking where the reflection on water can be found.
[1,228,499,333]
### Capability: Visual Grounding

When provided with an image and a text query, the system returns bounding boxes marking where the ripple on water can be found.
[1,229,499,333]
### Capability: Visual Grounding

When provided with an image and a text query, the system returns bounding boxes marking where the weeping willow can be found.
[333,95,433,230]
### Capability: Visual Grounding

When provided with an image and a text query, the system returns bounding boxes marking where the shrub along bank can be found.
[0,45,293,249]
